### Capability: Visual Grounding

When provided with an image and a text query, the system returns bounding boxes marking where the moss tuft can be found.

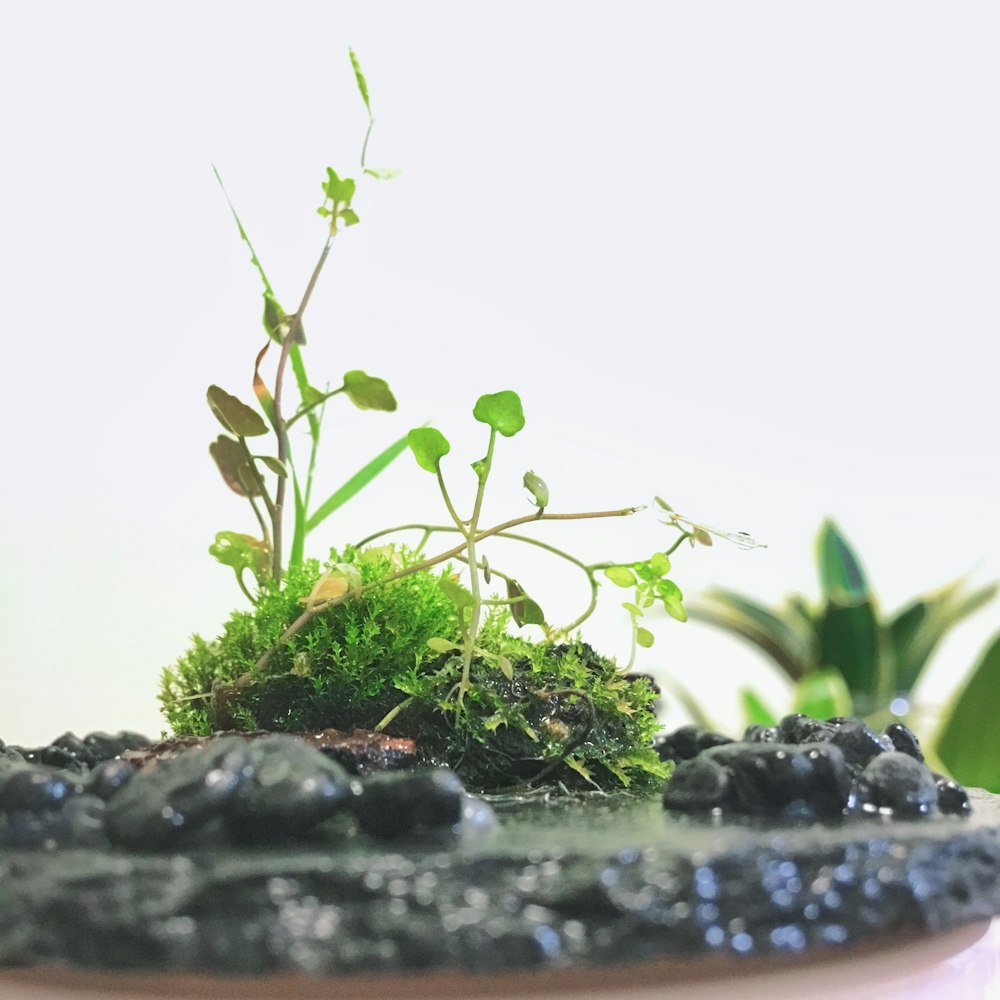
[160,546,669,793]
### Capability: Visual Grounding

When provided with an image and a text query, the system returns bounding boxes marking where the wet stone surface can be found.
[0,720,998,977]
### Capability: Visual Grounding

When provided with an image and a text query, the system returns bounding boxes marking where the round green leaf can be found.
[622,601,644,617]
[650,552,671,577]
[636,627,655,649]
[343,370,397,412]
[473,390,525,437]
[407,427,451,473]
[605,566,637,588]
[207,385,269,438]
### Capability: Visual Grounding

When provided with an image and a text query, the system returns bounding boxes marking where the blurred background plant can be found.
[680,519,999,789]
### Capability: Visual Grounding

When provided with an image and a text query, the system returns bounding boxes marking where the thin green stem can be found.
[271,236,334,579]
[624,618,639,672]
[284,387,344,433]
[254,505,641,672]
[665,530,694,557]
[374,695,412,732]
[436,470,466,535]
[235,570,256,605]
[237,440,277,523]
[459,430,496,702]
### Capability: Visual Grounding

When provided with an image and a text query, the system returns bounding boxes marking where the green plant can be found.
[207,49,406,601]
[688,519,996,730]
[162,51,766,794]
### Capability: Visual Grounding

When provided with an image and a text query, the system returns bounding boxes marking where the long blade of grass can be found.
[212,165,277,298]
[306,432,410,534]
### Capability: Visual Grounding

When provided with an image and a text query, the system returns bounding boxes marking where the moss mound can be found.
[161,546,669,792]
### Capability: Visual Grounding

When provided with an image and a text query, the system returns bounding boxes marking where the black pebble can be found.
[353,768,465,839]
[885,723,924,763]
[812,719,892,768]
[0,766,82,812]
[224,735,354,843]
[662,756,731,811]
[105,737,253,850]
[935,775,972,816]
[87,758,136,800]
[847,752,939,818]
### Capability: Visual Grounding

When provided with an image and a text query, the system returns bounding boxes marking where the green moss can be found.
[160,545,670,793]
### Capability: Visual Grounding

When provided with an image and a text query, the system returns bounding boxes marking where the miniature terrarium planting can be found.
[3,50,1000,989]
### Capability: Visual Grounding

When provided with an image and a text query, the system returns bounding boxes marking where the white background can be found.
[1,2,997,746]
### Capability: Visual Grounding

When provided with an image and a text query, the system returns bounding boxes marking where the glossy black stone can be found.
[105,737,253,850]
[83,730,151,762]
[224,734,354,843]
[885,722,925,762]
[847,751,940,818]
[777,713,837,743]
[86,758,136,800]
[654,725,734,763]
[352,767,465,838]
[662,756,731,810]
[0,766,81,812]
[743,724,780,743]
[936,775,972,816]
[810,719,893,768]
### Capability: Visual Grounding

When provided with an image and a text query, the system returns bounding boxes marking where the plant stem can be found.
[459,430,497,702]
[665,530,694,557]
[254,505,641,672]
[237,439,277,524]
[271,236,334,579]
[284,386,344,433]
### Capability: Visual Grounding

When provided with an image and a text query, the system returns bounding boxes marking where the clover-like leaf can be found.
[636,627,655,649]
[440,575,474,609]
[209,435,256,496]
[207,385,269,438]
[473,390,525,437]
[209,531,270,584]
[523,470,549,509]
[322,168,356,206]
[343,370,397,411]
[407,427,451,473]
[605,566,637,588]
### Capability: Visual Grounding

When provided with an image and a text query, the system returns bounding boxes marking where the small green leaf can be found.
[440,575,474,609]
[322,168,356,206]
[207,385,269,437]
[342,370,397,411]
[793,668,854,721]
[301,385,325,407]
[622,601,643,617]
[256,456,288,478]
[427,637,460,654]
[498,655,514,681]
[605,566,637,588]
[262,293,285,344]
[208,531,270,585]
[349,47,372,116]
[740,688,778,727]
[816,519,868,601]
[636,627,655,649]
[656,579,688,622]
[339,208,360,227]
[252,341,276,426]
[654,496,674,512]
[306,433,411,532]
[936,631,1000,791]
[407,427,451,473]
[522,470,549,509]
[471,457,488,483]
[473,390,525,437]
[633,562,656,583]
[209,435,255,496]
[693,527,713,547]
[507,578,545,627]
[364,167,401,180]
